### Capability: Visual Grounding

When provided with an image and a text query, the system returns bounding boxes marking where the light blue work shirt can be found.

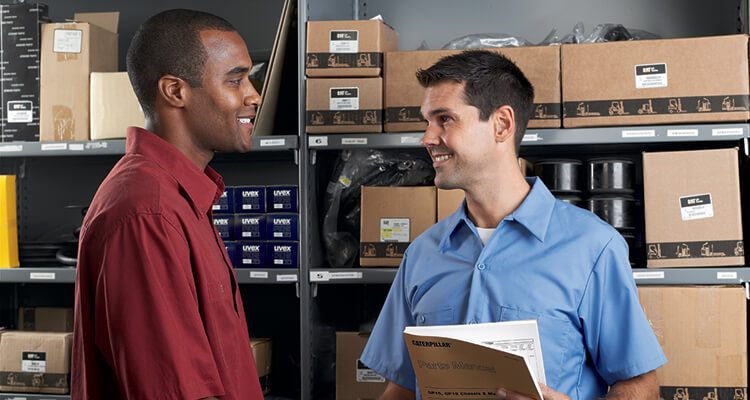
[361,177,666,400]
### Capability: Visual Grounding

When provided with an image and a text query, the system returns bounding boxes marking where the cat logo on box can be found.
[7,100,33,123]
[331,31,358,41]
[331,88,358,98]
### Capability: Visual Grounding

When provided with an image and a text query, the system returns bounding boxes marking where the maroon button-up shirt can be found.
[72,127,263,399]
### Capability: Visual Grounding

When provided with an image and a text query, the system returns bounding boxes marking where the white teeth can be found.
[434,154,452,162]
[238,118,252,124]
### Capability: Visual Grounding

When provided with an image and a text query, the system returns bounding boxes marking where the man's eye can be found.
[229,78,242,85]
[440,115,452,123]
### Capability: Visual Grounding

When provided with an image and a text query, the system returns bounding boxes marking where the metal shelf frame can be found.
[0,394,70,400]
[0,268,300,285]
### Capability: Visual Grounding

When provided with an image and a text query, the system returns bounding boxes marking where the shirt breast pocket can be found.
[499,305,571,390]
[416,308,454,326]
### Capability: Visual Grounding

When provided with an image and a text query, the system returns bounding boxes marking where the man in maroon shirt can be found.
[72,9,264,399]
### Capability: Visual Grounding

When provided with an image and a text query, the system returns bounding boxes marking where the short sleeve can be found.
[360,251,418,391]
[94,214,224,400]
[579,235,667,384]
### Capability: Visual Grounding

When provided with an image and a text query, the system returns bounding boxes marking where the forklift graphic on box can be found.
[362,243,376,257]
[608,101,630,116]
[327,53,349,67]
[638,99,656,114]
[673,387,689,400]
[647,243,668,259]
[576,102,600,116]
[534,104,556,119]
[307,54,320,68]
[362,110,378,124]
[697,97,712,112]
[702,389,718,400]
[310,112,324,125]
[357,53,375,67]
[333,111,355,125]
[735,241,744,257]
[734,388,747,400]
[668,98,686,113]
[398,107,422,122]
[722,96,747,111]
[675,243,691,258]
[701,242,726,257]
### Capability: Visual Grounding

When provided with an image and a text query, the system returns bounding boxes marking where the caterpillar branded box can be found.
[40,12,119,141]
[306,77,383,133]
[212,215,233,241]
[212,187,235,214]
[561,35,750,127]
[384,46,561,132]
[0,3,49,142]
[250,338,272,395]
[18,308,74,332]
[0,331,73,394]
[235,241,267,267]
[643,148,743,268]
[360,186,436,267]
[234,186,266,213]
[267,185,298,212]
[638,286,747,399]
[336,332,388,400]
[306,19,397,77]
[90,72,145,139]
[0,176,19,268]
[234,214,267,241]
[266,214,299,241]
[268,241,298,268]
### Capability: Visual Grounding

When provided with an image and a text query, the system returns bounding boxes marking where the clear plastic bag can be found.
[441,33,532,49]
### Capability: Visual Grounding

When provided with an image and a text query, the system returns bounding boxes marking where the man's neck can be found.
[463,169,531,229]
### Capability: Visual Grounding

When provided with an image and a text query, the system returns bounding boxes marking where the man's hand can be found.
[496,383,570,400]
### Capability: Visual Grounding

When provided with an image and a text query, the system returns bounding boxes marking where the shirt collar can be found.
[126,127,225,217]
[438,177,556,251]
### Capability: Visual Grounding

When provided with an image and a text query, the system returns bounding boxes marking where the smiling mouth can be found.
[433,154,453,162]
[238,116,255,124]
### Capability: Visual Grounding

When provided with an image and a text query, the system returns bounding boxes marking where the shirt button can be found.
[419,316,426,324]
[477,263,486,270]
[469,320,477,324]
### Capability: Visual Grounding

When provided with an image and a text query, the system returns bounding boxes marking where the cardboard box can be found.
[306,78,383,133]
[268,241,298,268]
[384,46,561,132]
[0,176,19,268]
[0,331,73,394]
[250,338,272,395]
[235,241,267,268]
[267,185,298,212]
[234,186,266,213]
[266,214,299,241]
[437,189,464,221]
[360,186,436,267]
[40,12,118,142]
[638,286,747,398]
[235,214,267,241]
[18,308,73,332]
[306,20,397,77]
[562,35,750,127]
[336,332,388,400]
[0,3,49,142]
[643,148,744,268]
[90,72,144,140]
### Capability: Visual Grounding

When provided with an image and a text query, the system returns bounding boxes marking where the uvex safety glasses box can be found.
[234,214,267,241]
[638,286,747,398]
[213,215,233,241]
[306,78,383,133]
[266,214,299,241]
[40,12,119,141]
[0,331,73,394]
[643,148,744,268]
[268,242,298,268]
[384,45,561,132]
[224,241,238,266]
[267,185,298,212]
[235,241,267,268]
[234,186,266,213]
[306,19,397,77]
[561,34,750,128]
[212,187,235,214]
[0,3,49,142]
[360,186,436,267]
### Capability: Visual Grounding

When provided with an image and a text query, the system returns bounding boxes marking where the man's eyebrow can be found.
[226,66,250,76]
[424,108,451,117]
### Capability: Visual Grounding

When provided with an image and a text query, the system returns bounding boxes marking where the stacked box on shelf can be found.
[213,185,299,268]
[305,20,397,134]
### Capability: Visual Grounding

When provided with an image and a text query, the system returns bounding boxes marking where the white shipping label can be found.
[7,100,33,123]
[53,29,83,53]
[679,193,713,221]
[329,30,359,53]
[635,63,667,89]
[356,359,386,383]
[21,352,46,373]
[330,87,359,110]
[380,218,410,242]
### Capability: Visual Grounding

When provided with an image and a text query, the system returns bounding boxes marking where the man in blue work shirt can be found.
[360,50,666,400]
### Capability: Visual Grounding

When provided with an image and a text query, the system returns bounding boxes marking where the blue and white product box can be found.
[212,187,234,214]
[234,214,267,240]
[266,214,299,241]
[269,241,298,268]
[267,185,298,212]
[234,186,266,213]
[223,241,238,266]
[236,241,267,267]
[212,215,233,240]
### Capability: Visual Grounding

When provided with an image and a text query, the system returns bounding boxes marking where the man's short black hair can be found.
[416,49,534,155]
[126,9,237,118]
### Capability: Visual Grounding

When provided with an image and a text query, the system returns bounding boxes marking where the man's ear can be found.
[156,75,188,108]
[492,105,516,144]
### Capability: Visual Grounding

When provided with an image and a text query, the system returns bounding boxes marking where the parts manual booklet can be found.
[403,320,545,400]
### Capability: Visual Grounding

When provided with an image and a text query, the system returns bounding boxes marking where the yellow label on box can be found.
[0,175,19,268]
